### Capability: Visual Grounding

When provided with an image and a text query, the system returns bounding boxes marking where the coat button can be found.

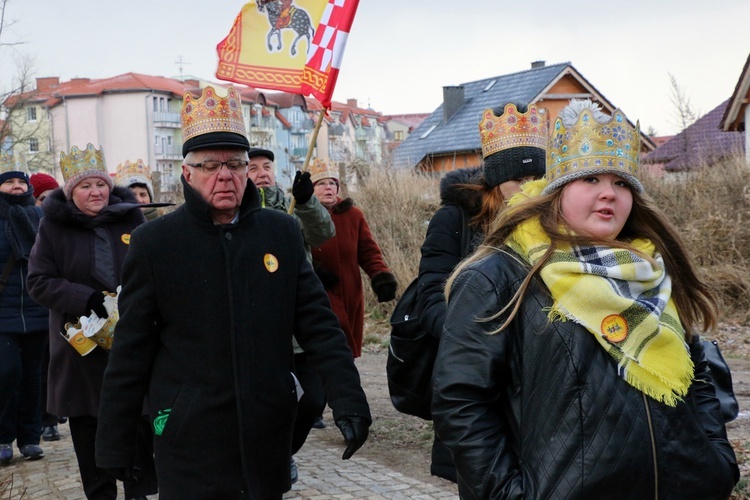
[225,233,232,240]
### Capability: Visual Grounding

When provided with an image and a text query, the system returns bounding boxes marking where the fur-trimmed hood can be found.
[439,167,484,216]
[41,186,144,227]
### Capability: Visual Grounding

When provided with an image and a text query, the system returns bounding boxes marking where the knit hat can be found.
[181,85,250,157]
[248,147,275,162]
[309,158,339,184]
[60,144,114,199]
[543,99,643,195]
[115,159,154,201]
[479,103,548,187]
[29,172,59,196]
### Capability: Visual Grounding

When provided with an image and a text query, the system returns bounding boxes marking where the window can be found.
[153,97,159,112]
[394,130,404,141]
[29,138,39,153]
[27,107,37,122]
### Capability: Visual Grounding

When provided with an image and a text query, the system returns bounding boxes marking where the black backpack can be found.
[387,206,471,420]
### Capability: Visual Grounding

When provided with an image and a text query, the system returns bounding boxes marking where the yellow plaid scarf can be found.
[506,217,693,406]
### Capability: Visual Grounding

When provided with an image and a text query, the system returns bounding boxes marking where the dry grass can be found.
[351,156,750,328]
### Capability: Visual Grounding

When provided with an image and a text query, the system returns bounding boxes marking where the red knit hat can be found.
[29,172,60,196]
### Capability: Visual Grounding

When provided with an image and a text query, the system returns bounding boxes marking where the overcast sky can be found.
[1,0,748,136]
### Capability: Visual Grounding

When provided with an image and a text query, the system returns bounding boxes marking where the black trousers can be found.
[291,353,326,454]
[69,415,158,499]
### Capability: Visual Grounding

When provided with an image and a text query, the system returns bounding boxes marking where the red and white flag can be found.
[300,0,359,108]
[216,0,359,109]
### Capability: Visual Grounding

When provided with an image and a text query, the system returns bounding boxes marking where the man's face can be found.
[247,155,276,188]
[183,148,249,222]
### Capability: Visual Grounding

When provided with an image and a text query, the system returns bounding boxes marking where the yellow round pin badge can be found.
[121,234,131,245]
[601,314,628,343]
[264,253,279,273]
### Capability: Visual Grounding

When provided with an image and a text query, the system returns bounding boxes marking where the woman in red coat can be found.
[310,159,396,357]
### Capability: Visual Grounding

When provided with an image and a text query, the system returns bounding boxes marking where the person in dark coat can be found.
[246,146,336,480]
[0,157,48,464]
[27,144,157,499]
[94,85,371,499]
[310,158,397,358]
[28,171,64,443]
[415,102,548,482]
[432,100,739,498]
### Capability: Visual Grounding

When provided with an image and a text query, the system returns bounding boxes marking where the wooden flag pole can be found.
[288,108,327,214]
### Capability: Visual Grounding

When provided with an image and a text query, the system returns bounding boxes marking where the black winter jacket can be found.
[432,250,739,500]
[417,167,484,339]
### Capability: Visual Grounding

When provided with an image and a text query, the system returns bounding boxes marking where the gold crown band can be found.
[60,144,107,184]
[545,108,641,193]
[0,151,25,174]
[182,86,246,142]
[309,158,339,184]
[479,103,549,159]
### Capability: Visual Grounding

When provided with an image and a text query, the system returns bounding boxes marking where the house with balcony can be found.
[4,74,193,200]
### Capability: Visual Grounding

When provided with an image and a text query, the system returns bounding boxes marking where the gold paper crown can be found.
[545,108,641,193]
[0,150,25,174]
[479,103,549,159]
[60,144,108,184]
[115,159,150,182]
[181,86,246,142]
[309,158,339,184]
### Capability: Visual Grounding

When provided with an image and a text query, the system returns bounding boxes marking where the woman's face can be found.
[130,186,151,204]
[0,177,28,194]
[560,173,633,241]
[313,178,339,207]
[72,178,110,216]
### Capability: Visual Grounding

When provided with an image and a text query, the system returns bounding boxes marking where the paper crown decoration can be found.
[0,150,25,175]
[479,103,549,159]
[309,158,339,184]
[115,159,150,183]
[115,159,153,199]
[181,85,249,156]
[59,144,112,198]
[544,107,642,195]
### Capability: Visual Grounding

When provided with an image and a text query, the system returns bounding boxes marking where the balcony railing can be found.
[291,147,308,158]
[154,145,182,160]
[153,112,181,128]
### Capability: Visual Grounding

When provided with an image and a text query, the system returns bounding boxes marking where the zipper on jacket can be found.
[18,266,28,332]
[642,392,659,499]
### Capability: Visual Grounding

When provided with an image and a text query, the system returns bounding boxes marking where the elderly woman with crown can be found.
[309,157,398,359]
[431,99,739,498]
[27,145,157,499]
[0,153,49,465]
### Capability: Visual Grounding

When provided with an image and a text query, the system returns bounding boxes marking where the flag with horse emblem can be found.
[216,0,359,108]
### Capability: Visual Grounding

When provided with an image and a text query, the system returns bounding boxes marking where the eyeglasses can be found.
[315,180,339,188]
[187,160,249,174]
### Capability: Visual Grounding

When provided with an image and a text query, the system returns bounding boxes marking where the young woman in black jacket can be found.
[433,100,738,499]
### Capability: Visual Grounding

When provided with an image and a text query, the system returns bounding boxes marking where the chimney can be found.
[531,60,546,69]
[346,98,358,108]
[443,86,465,123]
[36,77,60,92]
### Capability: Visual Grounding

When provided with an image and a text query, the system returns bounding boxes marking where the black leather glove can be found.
[292,170,314,205]
[86,291,108,318]
[371,272,397,303]
[314,264,339,289]
[103,466,139,482]
[335,416,370,460]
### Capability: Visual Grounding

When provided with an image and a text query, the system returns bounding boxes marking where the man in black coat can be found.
[95,86,371,499]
